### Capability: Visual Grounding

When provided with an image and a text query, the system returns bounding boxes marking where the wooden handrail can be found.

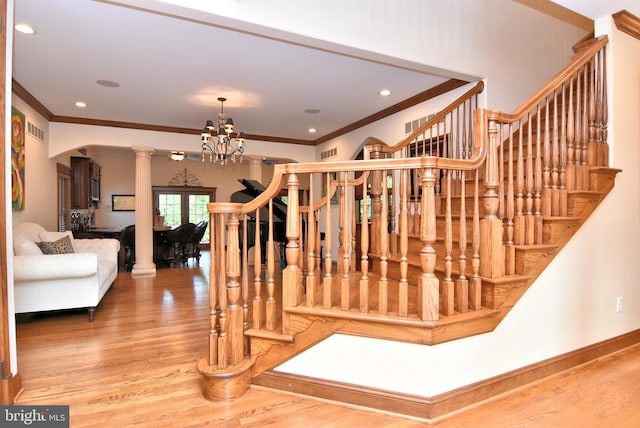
[495,36,608,123]
[376,81,484,154]
[208,145,486,215]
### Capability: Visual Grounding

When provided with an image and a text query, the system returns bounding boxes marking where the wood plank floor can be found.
[14,254,640,427]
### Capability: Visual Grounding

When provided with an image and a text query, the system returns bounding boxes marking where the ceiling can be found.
[550,0,640,20]
[11,0,455,147]
[13,1,636,150]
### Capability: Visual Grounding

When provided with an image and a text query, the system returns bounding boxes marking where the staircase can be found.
[196,35,619,404]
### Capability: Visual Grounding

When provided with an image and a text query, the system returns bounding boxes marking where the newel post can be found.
[282,173,303,334]
[479,110,505,277]
[197,204,254,402]
[417,167,439,321]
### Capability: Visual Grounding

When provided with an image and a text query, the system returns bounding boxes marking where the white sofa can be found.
[12,222,120,322]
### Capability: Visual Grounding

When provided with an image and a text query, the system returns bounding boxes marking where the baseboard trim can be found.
[253,329,640,420]
[2,371,22,404]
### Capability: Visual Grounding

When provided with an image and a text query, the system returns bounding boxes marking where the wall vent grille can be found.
[320,147,337,160]
[27,121,45,141]
[405,113,443,135]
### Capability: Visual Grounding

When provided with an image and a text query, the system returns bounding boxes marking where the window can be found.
[153,186,216,244]
[57,163,72,231]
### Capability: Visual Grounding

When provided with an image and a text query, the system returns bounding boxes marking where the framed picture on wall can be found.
[112,194,135,211]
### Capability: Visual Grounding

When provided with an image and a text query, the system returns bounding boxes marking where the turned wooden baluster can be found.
[594,52,603,152]
[306,177,316,307]
[525,112,535,245]
[252,208,263,329]
[266,199,276,331]
[351,185,357,272]
[581,65,590,188]
[378,172,389,315]
[409,199,416,235]
[225,212,243,365]
[542,100,552,216]
[208,213,219,366]
[602,49,608,154]
[217,213,228,369]
[505,124,516,274]
[551,90,560,216]
[412,169,419,234]
[340,172,351,311]
[337,178,345,274]
[298,210,304,289]
[534,105,543,244]
[441,170,454,316]
[559,84,568,216]
[323,173,334,309]
[574,66,584,190]
[515,121,524,246]
[599,49,609,165]
[588,58,597,167]
[241,214,249,354]
[566,76,576,192]
[359,175,370,313]
[455,169,468,314]
[417,167,438,320]
[398,169,409,317]
[370,147,383,256]
[315,210,322,281]
[389,168,398,257]
[469,170,482,310]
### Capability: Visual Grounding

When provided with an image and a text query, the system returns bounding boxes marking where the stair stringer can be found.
[248,315,349,377]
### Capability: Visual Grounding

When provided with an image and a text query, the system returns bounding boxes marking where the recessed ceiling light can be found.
[97,79,120,88]
[308,128,317,133]
[379,89,391,96]
[304,108,320,114]
[14,24,36,35]
[75,101,87,108]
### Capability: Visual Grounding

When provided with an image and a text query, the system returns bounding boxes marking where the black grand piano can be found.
[231,179,287,265]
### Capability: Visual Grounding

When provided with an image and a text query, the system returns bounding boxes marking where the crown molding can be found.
[613,10,640,41]
[13,77,467,148]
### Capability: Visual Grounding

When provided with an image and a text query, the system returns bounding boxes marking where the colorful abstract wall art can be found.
[12,107,25,211]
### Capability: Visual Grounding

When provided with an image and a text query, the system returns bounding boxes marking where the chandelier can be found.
[201,97,245,164]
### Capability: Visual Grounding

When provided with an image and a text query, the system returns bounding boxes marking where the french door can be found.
[152,186,216,244]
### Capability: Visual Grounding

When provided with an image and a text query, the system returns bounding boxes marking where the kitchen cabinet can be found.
[71,157,101,209]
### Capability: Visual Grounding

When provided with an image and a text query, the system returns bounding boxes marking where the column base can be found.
[197,357,254,401]
[131,263,156,277]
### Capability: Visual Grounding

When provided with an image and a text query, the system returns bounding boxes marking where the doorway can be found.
[152,186,216,245]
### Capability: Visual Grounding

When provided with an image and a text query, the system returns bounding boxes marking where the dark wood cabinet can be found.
[71,157,101,209]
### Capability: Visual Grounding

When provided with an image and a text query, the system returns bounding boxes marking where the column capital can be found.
[132,146,155,155]
[247,155,265,163]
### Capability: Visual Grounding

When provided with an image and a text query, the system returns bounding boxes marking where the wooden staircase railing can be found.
[197,35,617,402]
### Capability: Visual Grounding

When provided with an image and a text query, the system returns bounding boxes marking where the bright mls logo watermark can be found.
[0,406,69,427]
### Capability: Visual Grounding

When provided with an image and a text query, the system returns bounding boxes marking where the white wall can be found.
[276,17,640,397]
[131,0,587,112]
[48,123,316,163]
[10,96,57,230]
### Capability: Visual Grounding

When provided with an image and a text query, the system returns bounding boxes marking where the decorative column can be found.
[131,146,156,276]
[247,155,264,183]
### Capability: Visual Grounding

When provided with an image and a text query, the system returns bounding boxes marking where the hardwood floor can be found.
[14,254,640,427]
